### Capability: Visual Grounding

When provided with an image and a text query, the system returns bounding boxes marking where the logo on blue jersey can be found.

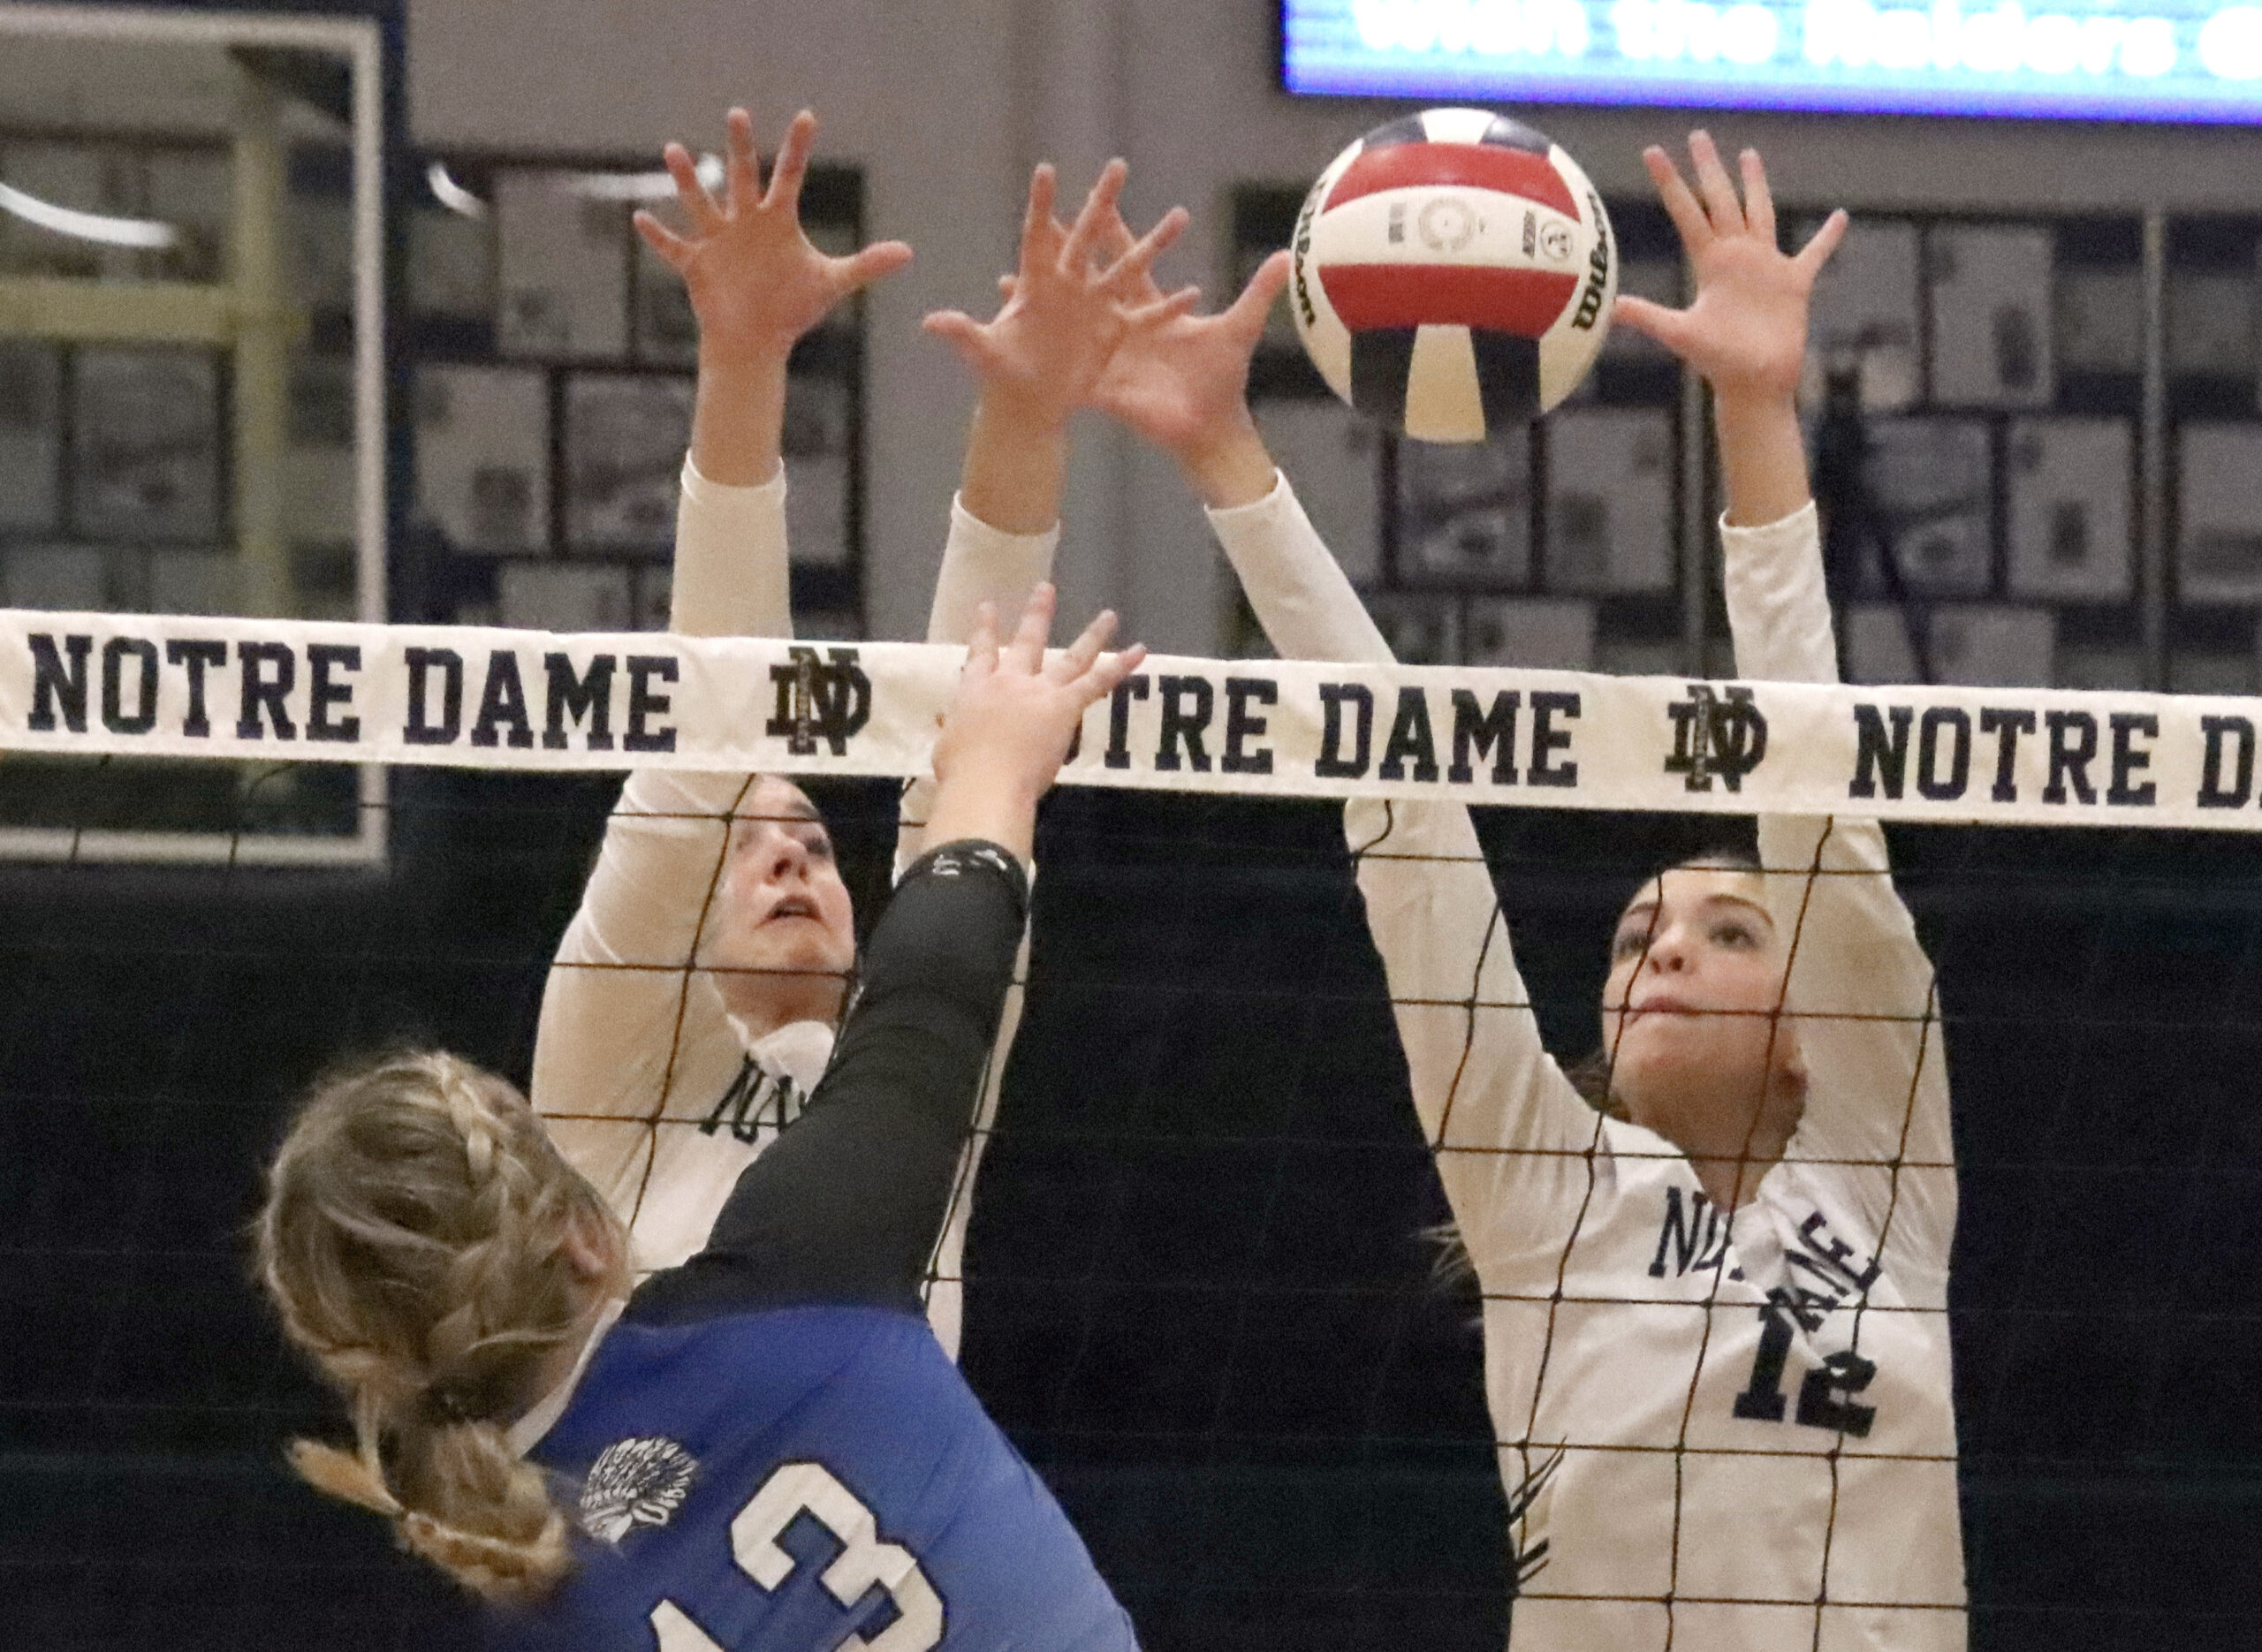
[580,1436,698,1543]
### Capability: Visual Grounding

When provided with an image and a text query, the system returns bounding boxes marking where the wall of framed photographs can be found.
[0,11,389,860]
[1231,186,2262,694]
[0,135,359,623]
[402,149,869,638]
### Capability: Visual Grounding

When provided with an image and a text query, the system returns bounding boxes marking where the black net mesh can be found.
[2,769,2258,1649]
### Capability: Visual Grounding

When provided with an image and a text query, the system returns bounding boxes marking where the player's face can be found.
[1598,863,1803,1136]
[705,777,856,1033]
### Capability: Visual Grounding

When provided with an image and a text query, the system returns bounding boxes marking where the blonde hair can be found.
[254,1050,626,1601]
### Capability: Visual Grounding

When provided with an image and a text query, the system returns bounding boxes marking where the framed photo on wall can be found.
[564,371,693,552]
[1542,407,1674,595]
[1465,596,1597,671]
[1860,416,1994,597]
[1396,429,1531,587]
[0,342,61,534]
[1803,217,1922,412]
[414,363,550,555]
[2178,421,2262,602]
[69,347,222,542]
[1927,224,2054,409]
[2005,417,2132,602]
[496,168,630,360]
[1253,397,1380,583]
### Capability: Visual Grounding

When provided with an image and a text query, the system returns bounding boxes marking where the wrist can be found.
[960,399,1067,536]
[973,385,1074,444]
[1171,411,1276,512]
[1711,385,1799,427]
[696,337,796,380]
[1712,387,1813,529]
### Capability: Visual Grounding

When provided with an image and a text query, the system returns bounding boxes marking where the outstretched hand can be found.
[927,586,1145,858]
[923,161,1194,431]
[634,109,911,368]
[1082,227,1291,468]
[1613,133,1845,407]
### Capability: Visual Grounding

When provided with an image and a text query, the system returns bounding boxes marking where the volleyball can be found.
[1288,108,1616,443]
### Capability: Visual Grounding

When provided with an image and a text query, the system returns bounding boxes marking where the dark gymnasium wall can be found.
[1,772,2258,1649]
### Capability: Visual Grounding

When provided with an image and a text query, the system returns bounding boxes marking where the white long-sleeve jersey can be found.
[1210,478,1963,1652]
[531,457,1057,1359]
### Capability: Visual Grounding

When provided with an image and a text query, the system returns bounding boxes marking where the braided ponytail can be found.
[255,1050,626,1602]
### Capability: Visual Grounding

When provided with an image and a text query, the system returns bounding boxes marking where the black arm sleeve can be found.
[626,839,1029,1325]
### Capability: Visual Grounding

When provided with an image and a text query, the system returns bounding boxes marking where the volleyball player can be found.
[257,584,1148,1648]
[532,109,1188,1357]
[1060,136,1962,1649]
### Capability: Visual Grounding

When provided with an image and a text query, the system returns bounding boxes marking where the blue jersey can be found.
[489,1308,1134,1651]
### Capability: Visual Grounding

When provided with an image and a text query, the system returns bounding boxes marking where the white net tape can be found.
[8,607,2262,830]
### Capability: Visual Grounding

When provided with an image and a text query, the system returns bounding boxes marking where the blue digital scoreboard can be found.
[1282,0,2262,120]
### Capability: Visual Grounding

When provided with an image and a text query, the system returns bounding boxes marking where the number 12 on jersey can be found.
[651,1461,944,1651]
[1731,1292,1879,1437]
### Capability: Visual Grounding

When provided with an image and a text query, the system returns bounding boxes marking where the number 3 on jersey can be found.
[650,1461,944,1651]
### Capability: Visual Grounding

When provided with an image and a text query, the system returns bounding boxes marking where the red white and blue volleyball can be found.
[1290,108,1615,443]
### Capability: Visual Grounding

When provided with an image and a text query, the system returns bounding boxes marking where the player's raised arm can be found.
[1077,212,1604,1274]
[1617,134,1953,1276]
[532,108,909,1272]
[898,162,1190,1352]
[663,590,1146,1311]
[903,159,1191,861]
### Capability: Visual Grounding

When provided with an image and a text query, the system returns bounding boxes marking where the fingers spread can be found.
[1687,130,1743,233]
[1643,145,1712,253]
[1097,202,1139,263]
[632,210,689,269]
[1102,203,1188,294]
[1795,208,1850,280]
[1611,293,1690,352]
[1051,609,1118,680]
[725,107,761,215]
[1019,164,1062,280]
[922,309,998,372]
[1006,582,1059,671]
[1087,641,1148,701]
[665,142,724,235]
[1060,159,1130,275]
[1124,283,1202,330]
[764,110,817,213]
[1227,250,1293,334]
[839,239,914,294]
[1739,147,1776,245]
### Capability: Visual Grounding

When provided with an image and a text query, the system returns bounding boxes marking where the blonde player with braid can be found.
[532,108,1187,1361]
[1040,134,1962,1649]
[258,585,1148,1648]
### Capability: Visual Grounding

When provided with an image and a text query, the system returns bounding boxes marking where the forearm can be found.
[959,397,1067,536]
[1207,474,1393,665]
[676,844,1029,1312]
[1173,409,1278,512]
[672,455,791,639]
[687,348,787,489]
[1714,390,1811,529]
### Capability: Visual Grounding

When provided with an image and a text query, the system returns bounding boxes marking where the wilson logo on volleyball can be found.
[765,646,871,757]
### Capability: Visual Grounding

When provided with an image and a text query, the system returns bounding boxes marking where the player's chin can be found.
[1618,1017,1772,1085]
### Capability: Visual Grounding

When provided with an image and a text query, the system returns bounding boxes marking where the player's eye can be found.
[1612,926,1650,960]
[1712,921,1755,948]
[802,830,834,861]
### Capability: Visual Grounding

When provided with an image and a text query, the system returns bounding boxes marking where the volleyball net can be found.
[7,608,2262,1651]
